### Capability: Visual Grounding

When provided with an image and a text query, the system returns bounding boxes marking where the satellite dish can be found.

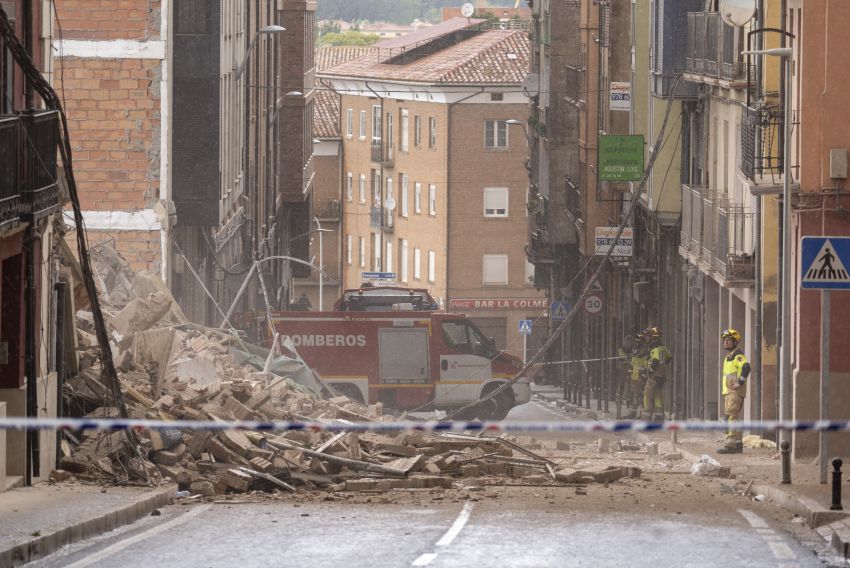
[385,196,396,211]
[522,73,540,98]
[461,3,474,18]
[719,0,756,27]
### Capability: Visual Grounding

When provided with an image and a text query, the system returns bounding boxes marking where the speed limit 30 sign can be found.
[584,294,603,315]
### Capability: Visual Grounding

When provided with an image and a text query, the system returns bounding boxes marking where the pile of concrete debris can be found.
[59,245,642,496]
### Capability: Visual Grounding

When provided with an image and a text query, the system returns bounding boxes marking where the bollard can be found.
[831,458,844,511]
[780,440,792,485]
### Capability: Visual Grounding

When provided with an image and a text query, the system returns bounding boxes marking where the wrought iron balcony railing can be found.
[685,12,751,84]
[371,140,393,167]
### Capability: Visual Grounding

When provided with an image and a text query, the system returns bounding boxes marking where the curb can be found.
[0,485,176,568]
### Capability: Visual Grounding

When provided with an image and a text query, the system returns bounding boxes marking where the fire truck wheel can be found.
[332,384,365,405]
[480,387,515,421]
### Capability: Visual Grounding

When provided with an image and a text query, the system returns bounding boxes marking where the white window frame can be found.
[372,105,382,142]
[413,248,421,280]
[483,254,509,285]
[414,182,422,214]
[428,184,436,216]
[485,120,509,149]
[401,239,409,282]
[386,176,394,228]
[346,172,353,201]
[414,116,421,147]
[346,108,353,138]
[483,187,508,217]
[385,240,393,273]
[359,110,366,139]
[400,109,409,152]
[401,174,409,217]
[372,232,381,271]
[429,117,437,148]
[386,111,394,159]
[373,170,381,207]
[346,234,352,265]
[359,237,366,268]
[359,174,366,203]
[428,250,436,283]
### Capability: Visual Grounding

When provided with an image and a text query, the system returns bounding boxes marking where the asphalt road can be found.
[24,395,831,568]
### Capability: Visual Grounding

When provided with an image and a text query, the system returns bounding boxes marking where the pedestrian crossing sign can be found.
[518,320,532,335]
[549,301,571,321]
[801,237,850,289]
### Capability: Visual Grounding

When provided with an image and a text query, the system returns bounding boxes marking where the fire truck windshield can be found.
[441,320,498,358]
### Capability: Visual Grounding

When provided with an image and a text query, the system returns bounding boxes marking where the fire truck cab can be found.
[269,309,530,420]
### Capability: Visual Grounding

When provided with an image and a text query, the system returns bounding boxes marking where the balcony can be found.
[679,184,755,285]
[314,199,340,221]
[370,140,393,167]
[382,206,394,234]
[0,111,61,231]
[685,12,751,86]
[369,206,382,229]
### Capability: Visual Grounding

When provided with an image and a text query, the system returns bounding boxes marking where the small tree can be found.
[318,31,381,47]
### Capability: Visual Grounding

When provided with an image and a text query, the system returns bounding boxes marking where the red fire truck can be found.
[260,288,530,419]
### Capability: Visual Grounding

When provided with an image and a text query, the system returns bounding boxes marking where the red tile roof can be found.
[316,46,377,72]
[319,30,529,86]
[313,89,339,139]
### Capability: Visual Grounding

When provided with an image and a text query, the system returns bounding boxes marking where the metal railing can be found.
[314,199,340,221]
[370,140,393,166]
[679,184,708,256]
[686,12,750,83]
[369,206,382,229]
[741,105,788,182]
[715,204,755,282]
[0,111,60,230]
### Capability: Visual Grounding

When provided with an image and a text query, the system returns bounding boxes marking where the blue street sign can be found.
[801,237,850,290]
[361,272,397,280]
[518,320,532,335]
[550,301,571,321]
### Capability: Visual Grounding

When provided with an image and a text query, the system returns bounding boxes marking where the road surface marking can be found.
[63,505,211,568]
[411,553,438,566]
[738,509,798,562]
[436,501,474,546]
[410,501,474,566]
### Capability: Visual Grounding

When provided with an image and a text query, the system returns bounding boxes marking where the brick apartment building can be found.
[319,19,546,354]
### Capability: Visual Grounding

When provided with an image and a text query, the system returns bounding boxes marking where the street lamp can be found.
[313,217,333,312]
[235,25,286,81]
[742,46,793,472]
[506,119,530,147]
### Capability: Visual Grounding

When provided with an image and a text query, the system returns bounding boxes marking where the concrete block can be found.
[461,465,481,477]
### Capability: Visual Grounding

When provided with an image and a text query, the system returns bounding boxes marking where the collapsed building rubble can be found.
[60,246,655,497]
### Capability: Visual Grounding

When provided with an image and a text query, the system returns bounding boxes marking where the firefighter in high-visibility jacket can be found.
[642,327,672,422]
[623,334,647,419]
[717,329,751,454]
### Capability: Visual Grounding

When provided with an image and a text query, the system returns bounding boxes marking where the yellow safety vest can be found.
[630,354,647,381]
[647,345,672,379]
[722,350,749,395]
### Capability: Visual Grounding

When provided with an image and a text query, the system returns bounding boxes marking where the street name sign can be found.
[801,237,850,290]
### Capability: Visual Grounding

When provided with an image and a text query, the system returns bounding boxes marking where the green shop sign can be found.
[598,135,644,182]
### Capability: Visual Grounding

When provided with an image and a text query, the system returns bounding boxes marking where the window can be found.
[359,237,366,268]
[401,239,409,282]
[401,174,409,217]
[346,109,353,137]
[490,93,504,101]
[483,187,508,217]
[428,184,436,216]
[400,109,409,152]
[485,120,508,148]
[372,105,382,141]
[386,112,394,159]
[386,176,394,228]
[359,174,366,203]
[429,117,437,148]
[525,259,535,285]
[346,234,352,264]
[414,182,422,213]
[414,116,422,147]
[359,110,366,139]
[372,233,382,271]
[372,170,381,207]
[483,254,509,285]
[414,248,421,280]
[346,172,353,201]
[385,240,393,273]
[428,250,436,283]
[441,320,497,358]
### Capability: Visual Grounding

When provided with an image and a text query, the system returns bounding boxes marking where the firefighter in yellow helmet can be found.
[642,327,672,422]
[717,329,751,454]
[622,333,647,419]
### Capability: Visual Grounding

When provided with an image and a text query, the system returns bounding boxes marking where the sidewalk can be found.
[0,482,175,568]
[532,386,850,559]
